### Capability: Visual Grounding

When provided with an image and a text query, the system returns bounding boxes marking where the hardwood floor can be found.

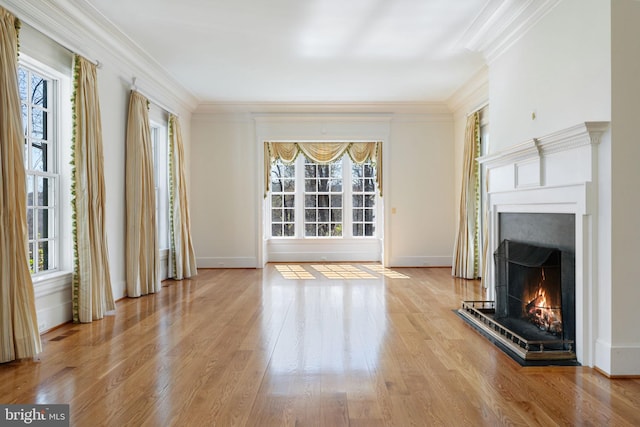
[2,264,640,426]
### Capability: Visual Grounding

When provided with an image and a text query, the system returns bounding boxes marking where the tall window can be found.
[150,123,169,250]
[19,65,58,274]
[269,155,377,238]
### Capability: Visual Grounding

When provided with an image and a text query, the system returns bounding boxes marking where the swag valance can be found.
[264,141,383,197]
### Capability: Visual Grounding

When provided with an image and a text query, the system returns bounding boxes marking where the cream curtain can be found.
[452,112,481,279]
[266,141,382,196]
[0,8,42,362]
[125,91,160,297]
[71,55,116,322]
[168,115,197,280]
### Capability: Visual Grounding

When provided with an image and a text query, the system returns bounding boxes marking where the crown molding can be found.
[457,0,561,63]
[478,121,610,168]
[194,101,452,116]
[446,66,489,116]
[1,0,198,113]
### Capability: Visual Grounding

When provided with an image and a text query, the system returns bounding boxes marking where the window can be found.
[269,155,377,239]
[270,161,296,237]
[150,122,169,250]
[19,65,58,274]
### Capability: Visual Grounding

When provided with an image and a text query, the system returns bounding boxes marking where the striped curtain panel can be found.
[0,8,42,362]
[452,112,481,279]
[168,115,197,280]
[125,91,160,297]
[71,55,116,322]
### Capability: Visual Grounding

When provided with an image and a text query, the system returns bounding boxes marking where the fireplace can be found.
[456,122,611,364]
[494,239,572,351]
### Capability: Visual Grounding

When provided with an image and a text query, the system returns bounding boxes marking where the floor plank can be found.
[1,265,639,426]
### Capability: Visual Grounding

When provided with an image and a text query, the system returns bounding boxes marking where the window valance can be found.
[264,141,383,197]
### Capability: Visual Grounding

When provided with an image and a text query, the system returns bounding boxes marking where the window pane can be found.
[28,242,35,273]
[331,163,342,178]
[331,209,342,222]
[283,223,295,236]
[318,195,329,207]
[31,74,47,107]
[318,224,329,237]
[305,209,316,222]
[318,165,329,178]
[330,180,342,192]
[331,224,342,236]
[31,108,47,139]
[305,224,316,237]
[27,208,34,240]
[330,195,342,208]
[283,209,295,222]
[19,68,27,100]
[365,208,375,222]
[37,208,51,239]
[305,164,316,178]
[364,178,375,192]
[305,195,316,207]
[271,195,282,208]
[26,175,34,206]
[364,164,375,177]
[365,194,375,207]
[353,209,363,222]
[37,176,52,206]
[352,178,363,192]
[38,241,50,271]
[21,103,28,137]
[272,209,283,222]
[353,224,363,236]
[271,179,283,192]
[272,224,282,237]
[283,179,295,192]
[305,179,316,192]
[282,164,295,177]
[284,195,295,207]
[31,142,45,171]
[318,209,329,222]
[353,195,363,208]
[365,224,375,236]
[318,179,329,192]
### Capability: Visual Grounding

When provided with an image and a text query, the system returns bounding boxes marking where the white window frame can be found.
[268,155,380,240]
[19,58,61,276]
[150,121,169,251]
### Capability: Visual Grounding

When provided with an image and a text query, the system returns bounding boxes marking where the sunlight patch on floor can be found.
[362,264,410,279]
[274,265,316,279]
[310,264,376,279]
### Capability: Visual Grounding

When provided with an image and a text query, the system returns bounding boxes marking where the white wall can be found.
[489,0,611,151]
[8,2,196,332]
[610,0,640,375]
[190,105,456,268]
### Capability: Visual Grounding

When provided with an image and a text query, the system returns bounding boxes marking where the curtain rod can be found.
[467,101,489,117]
[131,77,179,118]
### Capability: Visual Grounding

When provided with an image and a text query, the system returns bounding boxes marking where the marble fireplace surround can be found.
[479,122,610,367]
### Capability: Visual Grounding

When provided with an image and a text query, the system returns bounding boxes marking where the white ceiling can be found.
[83,0,494,103]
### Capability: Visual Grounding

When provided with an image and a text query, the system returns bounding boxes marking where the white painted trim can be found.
[196,102,451,116]
[197,257,258,269]
[388,256,452,268]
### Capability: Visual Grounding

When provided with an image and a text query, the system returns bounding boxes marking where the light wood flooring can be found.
[2,264,640,426]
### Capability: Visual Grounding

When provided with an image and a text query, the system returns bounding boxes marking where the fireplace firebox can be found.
[458,214,576,362]
[494,240,567,345]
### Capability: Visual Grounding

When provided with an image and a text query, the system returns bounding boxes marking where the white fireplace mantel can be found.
[478,121,610,367]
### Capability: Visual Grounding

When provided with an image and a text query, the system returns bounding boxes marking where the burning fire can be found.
[525,273,563,335]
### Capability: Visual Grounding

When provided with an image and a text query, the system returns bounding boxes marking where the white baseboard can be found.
[387,256,452,267]
[595,339,640,376]
[197,257,258,268]
[268,251,380,263]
